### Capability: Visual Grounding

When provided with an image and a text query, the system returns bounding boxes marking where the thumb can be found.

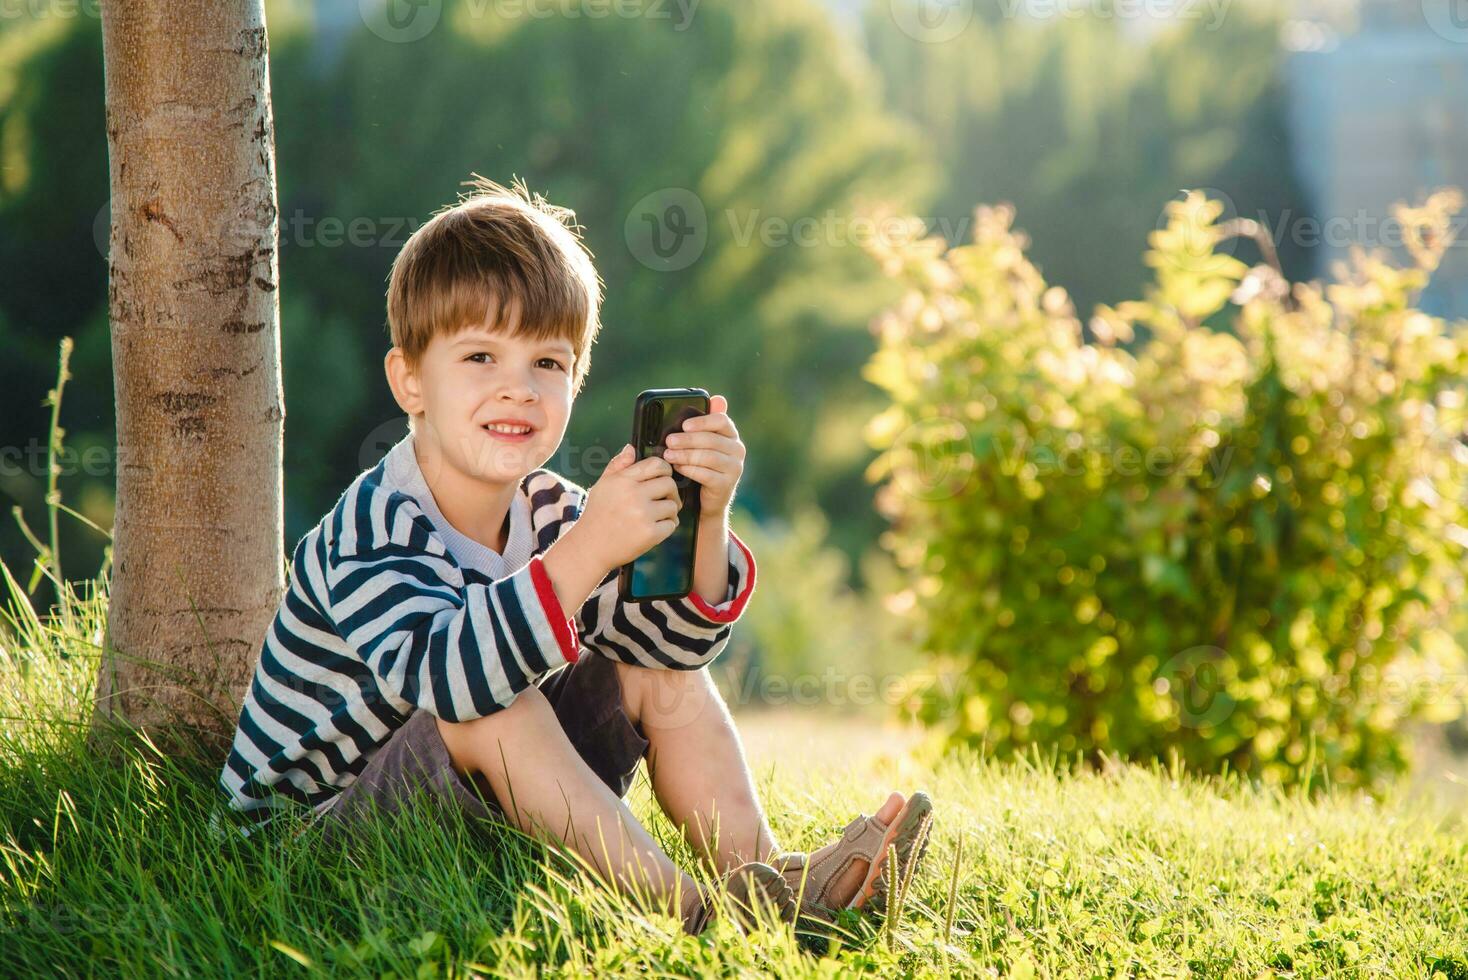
[603,443,635,475]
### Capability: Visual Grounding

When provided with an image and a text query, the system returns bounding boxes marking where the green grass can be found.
[1,347,1465,976]
[2,576,1467,977]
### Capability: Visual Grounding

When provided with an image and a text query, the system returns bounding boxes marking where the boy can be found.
[218,177,933,934]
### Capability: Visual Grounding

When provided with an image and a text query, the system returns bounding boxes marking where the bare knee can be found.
[614,661,721,732]
[435,684,554,776]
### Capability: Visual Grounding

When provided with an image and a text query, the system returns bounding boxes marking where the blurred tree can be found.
[864,1,1310,316]
[91,0,285,758]
[0,17,114,601]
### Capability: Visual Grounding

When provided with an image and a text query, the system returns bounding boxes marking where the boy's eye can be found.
[464,351,566,370]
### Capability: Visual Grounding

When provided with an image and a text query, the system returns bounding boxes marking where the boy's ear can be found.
[384,347,424,418]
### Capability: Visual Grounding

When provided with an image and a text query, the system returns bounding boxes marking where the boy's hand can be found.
[575,445,682,571]
[663,394,745,515]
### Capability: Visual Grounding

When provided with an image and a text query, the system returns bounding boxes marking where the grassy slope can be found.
[2,585,1467,978]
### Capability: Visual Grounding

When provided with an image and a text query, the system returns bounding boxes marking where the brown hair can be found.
[387,175,603,395]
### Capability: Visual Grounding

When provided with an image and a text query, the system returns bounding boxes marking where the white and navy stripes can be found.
[218,442,756,821]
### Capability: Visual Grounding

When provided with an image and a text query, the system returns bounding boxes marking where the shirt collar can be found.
[383,432,537,577]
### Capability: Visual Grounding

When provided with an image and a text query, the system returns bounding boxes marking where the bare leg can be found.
[436,685,702,922]
[616,661,907,907]
[615,661,779,874]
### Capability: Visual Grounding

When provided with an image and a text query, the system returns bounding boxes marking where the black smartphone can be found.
[618,387,709,602]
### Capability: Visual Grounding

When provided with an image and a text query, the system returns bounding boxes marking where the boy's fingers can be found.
[684,411,736,438]
[641,479,681,509]
[667,432,738,455]
[633,465,675,487]
[628,455,674,479]
[681,412,726,431]
[667,448,733,471]
[668,462,723,487]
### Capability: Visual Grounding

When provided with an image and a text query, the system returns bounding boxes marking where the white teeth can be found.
[486,423,532,434]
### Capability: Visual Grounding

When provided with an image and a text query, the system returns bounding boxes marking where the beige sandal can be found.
[682,860,798,936]
[772,791,934,920]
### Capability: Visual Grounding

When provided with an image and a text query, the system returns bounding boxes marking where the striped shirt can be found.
[218,433,756,824]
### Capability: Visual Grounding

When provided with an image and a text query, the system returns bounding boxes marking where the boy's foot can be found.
[681,861,797,936]
[771,790,935,920]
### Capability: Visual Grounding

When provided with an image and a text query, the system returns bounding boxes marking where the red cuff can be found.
[528,555,581,664]
[687,528,757,624]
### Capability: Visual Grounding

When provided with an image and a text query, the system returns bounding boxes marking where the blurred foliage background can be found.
[2,0,1465,783]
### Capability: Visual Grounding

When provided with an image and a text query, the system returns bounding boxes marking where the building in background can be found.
[1285,0,1468,318]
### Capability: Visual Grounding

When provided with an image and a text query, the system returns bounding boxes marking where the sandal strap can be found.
[778,792,938,918]
[777,813,891,912]
[684,896,716,935]
[684,861,795,936]
[868,793,935,906]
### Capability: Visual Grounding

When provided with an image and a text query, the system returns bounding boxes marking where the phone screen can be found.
[624,392,707,601]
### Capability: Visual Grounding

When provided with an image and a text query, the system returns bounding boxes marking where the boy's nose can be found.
[497,376,538,402]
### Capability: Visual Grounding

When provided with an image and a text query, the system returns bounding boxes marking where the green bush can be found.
[863,190,1468,787]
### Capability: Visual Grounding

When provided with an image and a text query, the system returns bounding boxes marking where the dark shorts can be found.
[309,652,650,841]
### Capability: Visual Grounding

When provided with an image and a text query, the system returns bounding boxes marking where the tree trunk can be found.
[92,0,284,762]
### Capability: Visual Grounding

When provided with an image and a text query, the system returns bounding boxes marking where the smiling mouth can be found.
[483,422,535,436]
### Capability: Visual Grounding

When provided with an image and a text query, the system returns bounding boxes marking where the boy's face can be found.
[387,318,575,487]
